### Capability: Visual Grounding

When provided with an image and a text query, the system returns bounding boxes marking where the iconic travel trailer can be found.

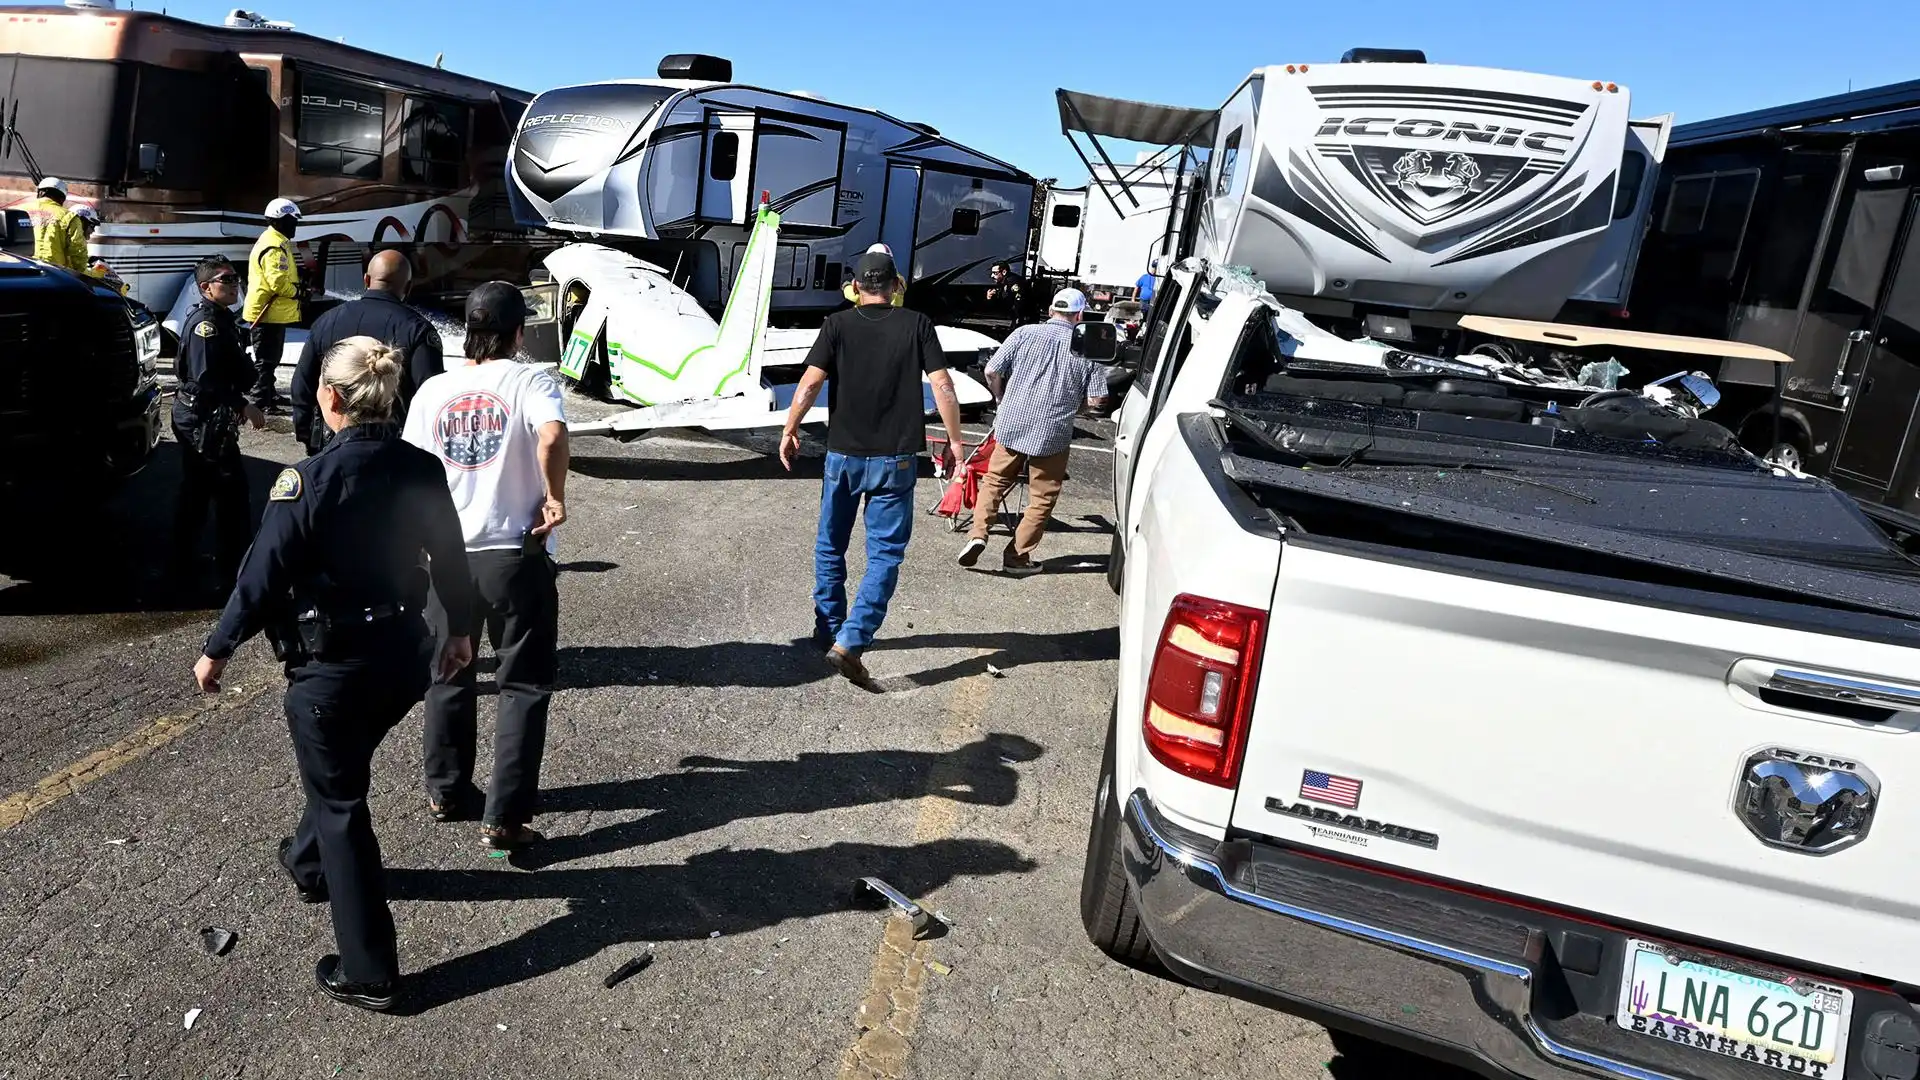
[506,55,1037,321]
[0,2,532,316]
[1059,49,1673,345]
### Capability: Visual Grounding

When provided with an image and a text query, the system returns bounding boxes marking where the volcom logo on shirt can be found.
[438,390,510,470]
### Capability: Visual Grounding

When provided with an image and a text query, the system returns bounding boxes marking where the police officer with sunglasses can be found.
[170,255,266,593]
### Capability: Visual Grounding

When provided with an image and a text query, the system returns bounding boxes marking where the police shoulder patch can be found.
[193,320,218,338]
[269,467,303,502]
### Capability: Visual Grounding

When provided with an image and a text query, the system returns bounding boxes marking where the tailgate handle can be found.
[1764,668,1920,720]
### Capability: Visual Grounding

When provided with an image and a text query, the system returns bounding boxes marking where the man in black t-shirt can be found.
[781,251,967,686]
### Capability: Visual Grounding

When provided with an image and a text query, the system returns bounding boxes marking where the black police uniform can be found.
[171,297,255,581]
[290,290,445,455]
[203,422,472,997]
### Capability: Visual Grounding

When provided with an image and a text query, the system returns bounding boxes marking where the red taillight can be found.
[1143,594,1266,788]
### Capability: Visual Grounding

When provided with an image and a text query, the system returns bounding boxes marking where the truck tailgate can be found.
[1230,539,1920,984]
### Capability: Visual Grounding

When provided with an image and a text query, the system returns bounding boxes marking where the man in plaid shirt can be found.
[958,288,1111,576]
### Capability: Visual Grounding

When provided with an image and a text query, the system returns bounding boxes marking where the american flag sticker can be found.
[1299,769,1363,809]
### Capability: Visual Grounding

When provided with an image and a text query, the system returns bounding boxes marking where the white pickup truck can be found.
[1082,260,1920,1080]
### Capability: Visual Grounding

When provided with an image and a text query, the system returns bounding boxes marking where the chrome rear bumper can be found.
[1124,790,1697,1080]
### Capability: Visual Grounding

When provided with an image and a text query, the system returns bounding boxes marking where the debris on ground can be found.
[602,948,653,988]
[486,850,509,860]
[708,930,721,939]
[985,664,1005,678]
[928,960,953,976]
[851,876,947,939]
[198,927,237,957]
[495,1023,508,1032]
[183,1008,202,1031]
[104,837,132,846]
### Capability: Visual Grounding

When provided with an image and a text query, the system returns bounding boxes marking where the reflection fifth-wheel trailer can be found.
[505,54,1037,324]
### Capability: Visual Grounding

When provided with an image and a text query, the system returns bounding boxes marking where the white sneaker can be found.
[957,538,986,567]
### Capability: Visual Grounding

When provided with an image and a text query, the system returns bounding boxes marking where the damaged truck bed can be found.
[1089,260,1920,1080]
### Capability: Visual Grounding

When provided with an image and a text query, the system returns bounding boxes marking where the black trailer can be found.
[1624,79,1920,519]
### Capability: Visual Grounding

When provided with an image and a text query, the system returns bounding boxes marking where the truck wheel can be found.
[1105,530,1124,596]
[1080,703,1154,965]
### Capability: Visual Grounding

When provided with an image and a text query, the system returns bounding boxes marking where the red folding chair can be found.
[928,430,1027,534]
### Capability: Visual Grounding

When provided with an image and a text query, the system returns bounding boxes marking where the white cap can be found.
[265,197,302,219]
[1050,287,1087,314]
[866,242,891,255]
[37,177,66,196]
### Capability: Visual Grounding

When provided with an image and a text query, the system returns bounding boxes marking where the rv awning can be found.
[1056,89,1216,147]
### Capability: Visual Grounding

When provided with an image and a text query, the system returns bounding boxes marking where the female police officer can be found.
[193,336,476,1012]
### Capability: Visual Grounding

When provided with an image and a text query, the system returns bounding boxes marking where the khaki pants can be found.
[968,444,1069,561]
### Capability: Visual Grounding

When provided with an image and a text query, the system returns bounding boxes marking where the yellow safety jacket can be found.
[85,261,129,296]
[842,276,906,307]
[26,197,87,273]
[243,227,301,325]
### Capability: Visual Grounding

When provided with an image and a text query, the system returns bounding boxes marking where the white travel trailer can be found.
[1059,49,1673,347]
[1037,156,1183,309]
[506,55,1037,321]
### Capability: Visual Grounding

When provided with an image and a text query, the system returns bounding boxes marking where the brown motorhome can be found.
[0,4,532,319]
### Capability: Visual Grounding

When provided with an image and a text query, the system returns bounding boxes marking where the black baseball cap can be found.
[854,251,896,288]
[465,281,529,332]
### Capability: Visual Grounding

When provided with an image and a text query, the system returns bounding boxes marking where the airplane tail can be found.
[710,198,781,397]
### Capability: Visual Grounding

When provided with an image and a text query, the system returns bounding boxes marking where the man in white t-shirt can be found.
[403,282,569,851]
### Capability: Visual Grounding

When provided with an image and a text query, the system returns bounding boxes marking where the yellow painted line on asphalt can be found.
[838,676,991,1080]
[0,675,270,834]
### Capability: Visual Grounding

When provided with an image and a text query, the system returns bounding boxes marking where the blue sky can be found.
[84,0,1920,181]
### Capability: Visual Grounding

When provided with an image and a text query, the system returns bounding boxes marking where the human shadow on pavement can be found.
[386,836,1037,1013]
[556,626,1116,692]
[866,625,1117,689]
[512,733,1043,870]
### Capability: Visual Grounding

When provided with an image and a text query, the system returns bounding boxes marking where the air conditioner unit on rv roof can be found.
[64,0,121,10]
[658,54,732,82]
[1341,47,1427,63]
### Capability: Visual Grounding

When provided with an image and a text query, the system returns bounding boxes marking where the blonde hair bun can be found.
[320,335,404,426]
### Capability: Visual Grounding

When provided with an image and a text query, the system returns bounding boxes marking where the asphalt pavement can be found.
[0,387,1470,1080]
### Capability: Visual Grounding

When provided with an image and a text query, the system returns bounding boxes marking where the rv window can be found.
[1051,204,1082,229]
[1214,129,1243,198]
[710,132,740,182]
[1611,150,1648,220]
[1662,175,1713,235]
[951,208,981,237]
[1828,188,1907,310]
[3,57,123,182]
[1740,156,1843,311]
[401,98,469,188]
[1884,233,1920,338]
[298,71,386,180]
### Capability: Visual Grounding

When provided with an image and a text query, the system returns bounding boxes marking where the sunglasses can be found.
[208,273,240,285]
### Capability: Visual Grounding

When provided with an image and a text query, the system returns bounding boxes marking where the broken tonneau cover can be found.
[1217,448,1920,623]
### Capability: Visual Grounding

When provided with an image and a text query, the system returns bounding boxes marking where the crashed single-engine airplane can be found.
[532,198,995,443]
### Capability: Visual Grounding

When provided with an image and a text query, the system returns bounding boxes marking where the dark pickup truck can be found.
[0,251,163,503]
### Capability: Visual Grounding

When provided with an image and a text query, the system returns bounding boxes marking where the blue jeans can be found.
[814,452,917,652]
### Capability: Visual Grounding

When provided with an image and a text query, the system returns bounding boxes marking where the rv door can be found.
[751,113,845,228]
[1570,114,1675,307]
[883,164,921,277]
[699,112,756,225]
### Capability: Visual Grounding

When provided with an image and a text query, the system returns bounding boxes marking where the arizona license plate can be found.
[1615,938,1852,1078]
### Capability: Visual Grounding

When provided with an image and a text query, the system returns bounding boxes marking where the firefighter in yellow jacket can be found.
[26,178,87,274]
[243,197,304,408]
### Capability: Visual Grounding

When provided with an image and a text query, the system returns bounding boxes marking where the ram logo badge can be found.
[1735,748,1879,855]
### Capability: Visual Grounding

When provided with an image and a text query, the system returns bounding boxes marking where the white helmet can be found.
[866,242,892,256]
[73,205,100,226]
[265,197,302,219]
[36,177,66,197]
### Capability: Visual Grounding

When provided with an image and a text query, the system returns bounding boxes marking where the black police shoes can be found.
[277,837,328,904]
[314,955,395,1012]
[428,785,485,823]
